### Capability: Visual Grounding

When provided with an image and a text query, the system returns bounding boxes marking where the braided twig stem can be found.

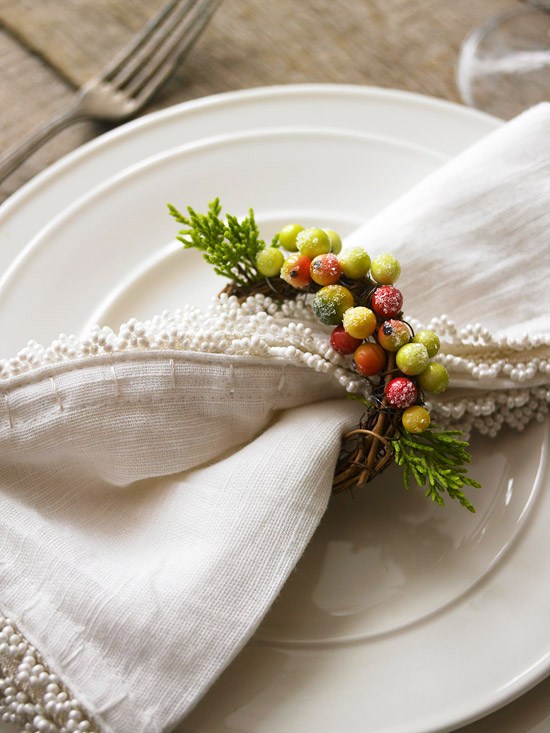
[333,353,398,493]
[221,275,376,304]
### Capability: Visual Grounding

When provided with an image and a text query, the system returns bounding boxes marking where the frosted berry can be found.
[338,247,371,279]
[278,224,303,252]
[280,254,312,289]
[396,343,429,375]
[385,377,418,408]
[371,253,401,284]
[418,362,449,393]
[412,329,440,358]
[342,307,377,339]
[325,229,342,255]
[402,406,431,433]
[296,227,331,259]
[310,253,342,285]
[330,325,362,355]
[256,247,284,277]
[313,284,354,325]
[371,286,403,318]
[353,343,386,376]
[377,319,411,352]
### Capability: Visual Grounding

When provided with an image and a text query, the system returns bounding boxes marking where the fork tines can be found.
[100,0,222,103]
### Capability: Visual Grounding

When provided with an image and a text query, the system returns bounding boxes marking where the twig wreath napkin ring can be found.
[169,199,482,511]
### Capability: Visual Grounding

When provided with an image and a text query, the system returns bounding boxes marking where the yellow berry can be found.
[402,406,431,433]
[342,307,377,339]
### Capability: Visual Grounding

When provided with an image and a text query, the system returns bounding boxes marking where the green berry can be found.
[371,253,401,284]
[256,247,284,277]
[413,329,440,358]
[324,229,342,255]
[338,247,371,279]
[313,284,354,325]
[278,224,304,252]
[396,343,429,375]
[296,227,331,259]
[343,307,377,339]
[402,406,431,433]
[418,362,449,394]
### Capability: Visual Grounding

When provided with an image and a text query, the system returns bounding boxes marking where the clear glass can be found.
[457,2,550,118]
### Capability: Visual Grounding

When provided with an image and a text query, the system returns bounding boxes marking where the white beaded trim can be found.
[409,314,550,383]
[0,294,369,398]
[426,386,550,439]
[0,295,549,440]
[0,614,97,732]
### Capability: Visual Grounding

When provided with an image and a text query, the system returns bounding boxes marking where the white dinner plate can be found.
[0,115,548,733]
[0,126,446,351]
[0,84,500,281]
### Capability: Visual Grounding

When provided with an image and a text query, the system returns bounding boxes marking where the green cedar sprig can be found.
[168,198,266,287]
[392,427,480,512]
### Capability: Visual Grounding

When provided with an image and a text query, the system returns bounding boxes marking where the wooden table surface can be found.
[0,1,549,731]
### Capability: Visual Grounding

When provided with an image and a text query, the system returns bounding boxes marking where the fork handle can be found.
[0,102,88,185]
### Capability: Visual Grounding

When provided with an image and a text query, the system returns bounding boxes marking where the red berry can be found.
[330,325,362,355]
[353,343,386,376]
[280,254,312,289]
[371,286,403,318]
[385,377,418,408]
[310,253,342,285]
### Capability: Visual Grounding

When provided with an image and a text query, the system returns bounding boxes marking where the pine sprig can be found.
[168,198,266,287]
[391,428,480,512]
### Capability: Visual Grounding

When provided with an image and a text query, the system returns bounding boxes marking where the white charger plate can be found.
[0,120,548,733]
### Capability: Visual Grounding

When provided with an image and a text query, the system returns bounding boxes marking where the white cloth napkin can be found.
[1,104,549,733]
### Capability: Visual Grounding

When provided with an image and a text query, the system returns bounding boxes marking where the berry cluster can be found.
[256,224,450,434]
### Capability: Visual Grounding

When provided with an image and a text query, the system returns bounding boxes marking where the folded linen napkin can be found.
[1,104,549,733]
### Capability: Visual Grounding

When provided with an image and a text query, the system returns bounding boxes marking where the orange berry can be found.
[310,253,342,285]
[280,254,312,289]
[353,343,386,376]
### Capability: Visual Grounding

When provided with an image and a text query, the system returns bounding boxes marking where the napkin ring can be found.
[169,199,482,512]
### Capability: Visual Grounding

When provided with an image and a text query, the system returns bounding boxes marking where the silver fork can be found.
[0,0,222,184]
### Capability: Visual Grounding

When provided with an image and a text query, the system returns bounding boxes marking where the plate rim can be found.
[0,124,448,305]
[0,83,500,225]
